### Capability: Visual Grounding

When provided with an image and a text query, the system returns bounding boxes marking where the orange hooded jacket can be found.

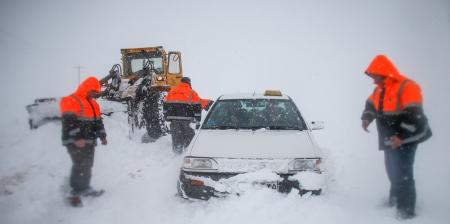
[60,77,106,146]
[164,82,210,109]
[362,55,431,150]
[365,55,422,114]
[60,77,102,119]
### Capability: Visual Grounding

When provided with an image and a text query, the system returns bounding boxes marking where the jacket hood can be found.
[365,55,406,82]
[74,76,101,97]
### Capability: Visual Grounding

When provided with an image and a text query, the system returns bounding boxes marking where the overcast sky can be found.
[1,0,449,152]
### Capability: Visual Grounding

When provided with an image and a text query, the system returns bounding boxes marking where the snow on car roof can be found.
[219,92,290,100]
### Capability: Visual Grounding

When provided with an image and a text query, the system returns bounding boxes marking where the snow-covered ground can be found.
[0,104,448,224]
[1,0,449,223]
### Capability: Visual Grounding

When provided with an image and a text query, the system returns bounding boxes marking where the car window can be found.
[128,56,163,74]
[202,99,306,130]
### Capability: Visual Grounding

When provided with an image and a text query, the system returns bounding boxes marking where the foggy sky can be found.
[1,0,449,169]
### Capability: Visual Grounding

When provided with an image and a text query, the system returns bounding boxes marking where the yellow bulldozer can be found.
[27,46,184,141]
[101,46,183,98]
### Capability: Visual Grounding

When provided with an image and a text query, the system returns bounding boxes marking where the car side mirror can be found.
[310,121,324,130]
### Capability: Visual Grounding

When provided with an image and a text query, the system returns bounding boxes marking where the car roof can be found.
[218,93,291,100]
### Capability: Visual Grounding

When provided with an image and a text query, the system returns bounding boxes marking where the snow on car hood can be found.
[188,129,318,159]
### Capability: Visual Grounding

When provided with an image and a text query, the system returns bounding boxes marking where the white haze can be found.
[0,0,449,223]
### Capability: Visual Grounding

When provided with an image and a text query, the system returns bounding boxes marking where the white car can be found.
[177,90,325,200]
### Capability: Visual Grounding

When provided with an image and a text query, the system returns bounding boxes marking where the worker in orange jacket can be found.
[60,77,107,206]
[164,77,212,153]
[361,55,432,219]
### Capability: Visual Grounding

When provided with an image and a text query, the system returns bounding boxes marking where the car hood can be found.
[188,129,318,159]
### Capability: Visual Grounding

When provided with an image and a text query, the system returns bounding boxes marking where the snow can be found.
[188,169,284,194]
[189,130,318,159]
[289,171,325,191]
[1,0,450,223]
[0,109,448,224]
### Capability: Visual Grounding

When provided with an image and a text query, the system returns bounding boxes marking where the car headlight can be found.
[183,157,218,170]
[156,75,164,81]
[288,158,321,172]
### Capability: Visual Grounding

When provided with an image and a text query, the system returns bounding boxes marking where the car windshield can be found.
[202,99,307,130]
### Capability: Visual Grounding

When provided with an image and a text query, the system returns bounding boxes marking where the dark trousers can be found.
[66,145,95,195]
[384,144,417,214]
[170,120,195,153]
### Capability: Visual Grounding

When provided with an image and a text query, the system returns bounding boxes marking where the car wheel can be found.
[29,119,38,130]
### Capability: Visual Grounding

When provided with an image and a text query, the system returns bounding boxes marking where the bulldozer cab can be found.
[121,46,183,91]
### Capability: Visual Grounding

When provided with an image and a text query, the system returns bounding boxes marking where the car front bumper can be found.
[178,170,322,200]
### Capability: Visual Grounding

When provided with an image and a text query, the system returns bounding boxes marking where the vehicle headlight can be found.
[183,157,218,170]
[156,75,164,81]
[288,158,321,172]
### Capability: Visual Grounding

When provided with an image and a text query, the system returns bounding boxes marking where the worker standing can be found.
[164,77,212,153]
[361,55,432,219]
[60,76,108,207]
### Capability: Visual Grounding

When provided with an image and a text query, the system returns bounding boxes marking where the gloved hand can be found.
[362,120,370,133]
[389,136,402,149]
[205,100,214,111]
